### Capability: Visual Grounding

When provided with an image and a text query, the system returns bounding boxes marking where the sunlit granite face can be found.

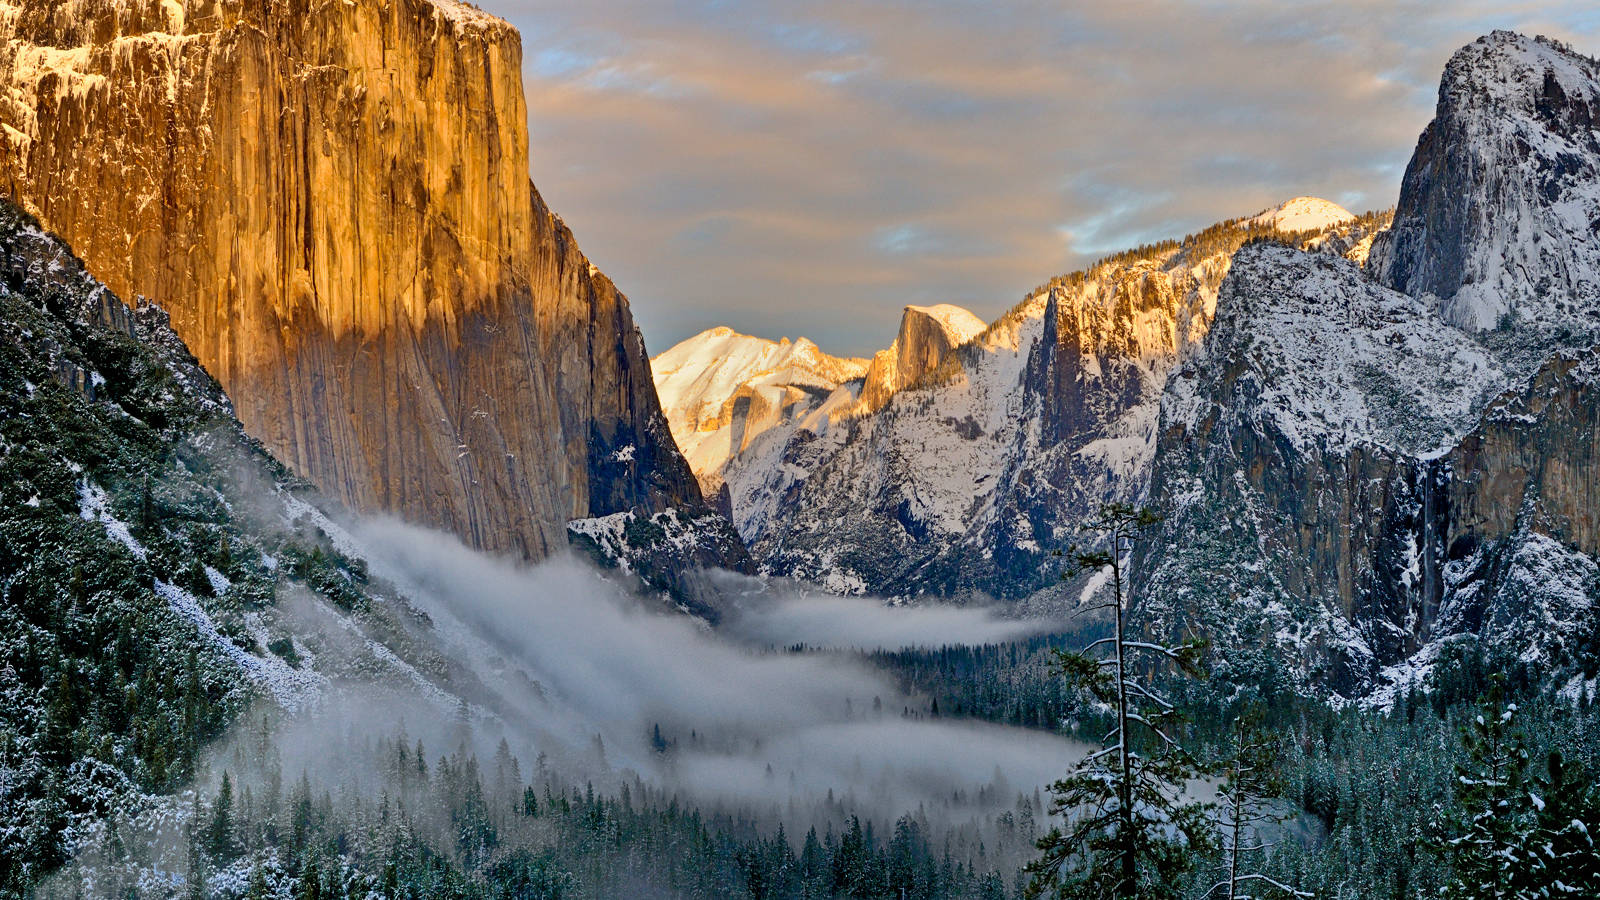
[0,0,711,559]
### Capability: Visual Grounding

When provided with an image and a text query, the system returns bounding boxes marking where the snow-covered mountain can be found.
[651,327,868,499]
[672,31,1600,701]
[650,302,995,504]
[1371,32,1600,336]
[708,199,1385,598]
[1139,32,1600,700]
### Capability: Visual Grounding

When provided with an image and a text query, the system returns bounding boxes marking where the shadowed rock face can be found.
[0,0,712,560]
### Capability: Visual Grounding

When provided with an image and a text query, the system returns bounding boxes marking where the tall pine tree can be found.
[1026,504,1212,899]
[1437,681,1535,900]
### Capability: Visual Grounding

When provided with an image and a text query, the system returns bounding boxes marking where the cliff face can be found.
[1371,31,1600,334]
[857,304,985,412]
[0,0,716,561]
[1138,245,1511,692]
[1139,257,1600,696]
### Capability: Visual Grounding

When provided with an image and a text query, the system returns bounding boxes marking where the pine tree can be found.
[1026,504,1212,899]
[206,771,239,862]
[290,771,316,851]
[1209,708,1309,899]
[1519,750,1600,898]
[297,853,322,900]
[1437,681,1535,900]
[138,474,156,531]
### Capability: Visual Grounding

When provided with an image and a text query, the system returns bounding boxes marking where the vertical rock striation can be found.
[0,0,720,562]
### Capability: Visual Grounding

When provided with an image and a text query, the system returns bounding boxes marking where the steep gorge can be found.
[0,0,718,561]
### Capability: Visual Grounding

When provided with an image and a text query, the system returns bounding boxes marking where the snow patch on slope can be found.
[75,479,325,710]
[78,480,145,560]
[155,580,325,711]
[1246,197,1356,234]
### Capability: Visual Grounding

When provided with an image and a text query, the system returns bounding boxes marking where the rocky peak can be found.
[858,303,985,411]
[1371,31,1600,335]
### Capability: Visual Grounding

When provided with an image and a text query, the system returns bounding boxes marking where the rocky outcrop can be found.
[1448,352,1600,557]
[1138,34,1600,699]
[858,304,985,412]
[1371,32,1600,335]
[1139,278,1600,696]
[1136,244,1510,692]
[0,0,727,565]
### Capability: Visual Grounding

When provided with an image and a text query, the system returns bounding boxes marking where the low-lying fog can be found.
[338,518,1085,830]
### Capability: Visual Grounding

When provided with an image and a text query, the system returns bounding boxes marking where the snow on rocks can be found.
[425,0,509,31]
[903,304,986,345]
[1166,243,1507,456]
[1371,32,1600,338]
[155,580,325,711]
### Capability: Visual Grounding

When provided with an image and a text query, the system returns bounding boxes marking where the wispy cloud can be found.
[485,0,1598,356]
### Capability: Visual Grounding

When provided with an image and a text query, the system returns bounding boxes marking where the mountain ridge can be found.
[688,198,1384,600]
[1140,32,1600,698]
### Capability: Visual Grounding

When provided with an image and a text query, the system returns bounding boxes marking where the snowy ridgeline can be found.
[668,198,1385,604]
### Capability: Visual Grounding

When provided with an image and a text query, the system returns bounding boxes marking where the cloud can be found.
[484,0,1599,356]
[710,571,1058,650]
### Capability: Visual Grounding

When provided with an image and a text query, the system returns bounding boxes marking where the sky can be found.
[478,0,1600,358]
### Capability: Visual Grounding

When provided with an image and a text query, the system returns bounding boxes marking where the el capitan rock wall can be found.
[0,0,710,559]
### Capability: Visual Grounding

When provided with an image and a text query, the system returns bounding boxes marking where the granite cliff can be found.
[0,0,737,569]
[857,304,986,413]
